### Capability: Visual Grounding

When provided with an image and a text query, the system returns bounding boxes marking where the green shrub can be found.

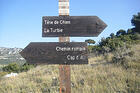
[87,45,94,53]
[2,63,20,73]
[2,63,35,73]
[111,45,135,69]
[20,63,35,72]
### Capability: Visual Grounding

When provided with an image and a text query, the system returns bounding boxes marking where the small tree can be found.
[85,39,95,45]
[131,12,140,33]
[127,29,134,34]
[116,29,126,36]
[110,33,115,39]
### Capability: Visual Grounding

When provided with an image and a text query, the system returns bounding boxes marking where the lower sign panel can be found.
[20,42,88,64]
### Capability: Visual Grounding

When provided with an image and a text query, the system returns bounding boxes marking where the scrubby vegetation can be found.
[87,13,140,54]
[0,13,140,93]
[87,12,140,68]
[2,63,35,73]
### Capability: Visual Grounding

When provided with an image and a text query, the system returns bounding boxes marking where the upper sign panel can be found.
[42,16,107,37]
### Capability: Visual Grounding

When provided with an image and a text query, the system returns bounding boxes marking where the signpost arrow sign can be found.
[20,42,88,65]
[42,16,107,37]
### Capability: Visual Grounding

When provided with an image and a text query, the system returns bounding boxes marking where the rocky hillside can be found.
[0,47,25,65]
[0,47,22,55]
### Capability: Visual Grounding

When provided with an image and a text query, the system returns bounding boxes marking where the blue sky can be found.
[0,0,140,48]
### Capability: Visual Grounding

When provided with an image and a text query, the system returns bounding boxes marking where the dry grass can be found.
[71,64,140,93]
[0,44,140,93]
[0,65,59,93]
[0,62,140,93]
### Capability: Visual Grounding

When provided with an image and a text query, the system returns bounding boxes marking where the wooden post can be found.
[59,0,71,93]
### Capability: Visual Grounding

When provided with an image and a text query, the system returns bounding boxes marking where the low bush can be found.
[2,63,35,73]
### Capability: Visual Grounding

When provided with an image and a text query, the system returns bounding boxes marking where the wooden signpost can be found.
[20,0,107,93]
[58,0,71,93]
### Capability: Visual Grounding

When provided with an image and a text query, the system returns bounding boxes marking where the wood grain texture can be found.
[59,0,71,92]
[59,65,71,93]
[59,36,71,93]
